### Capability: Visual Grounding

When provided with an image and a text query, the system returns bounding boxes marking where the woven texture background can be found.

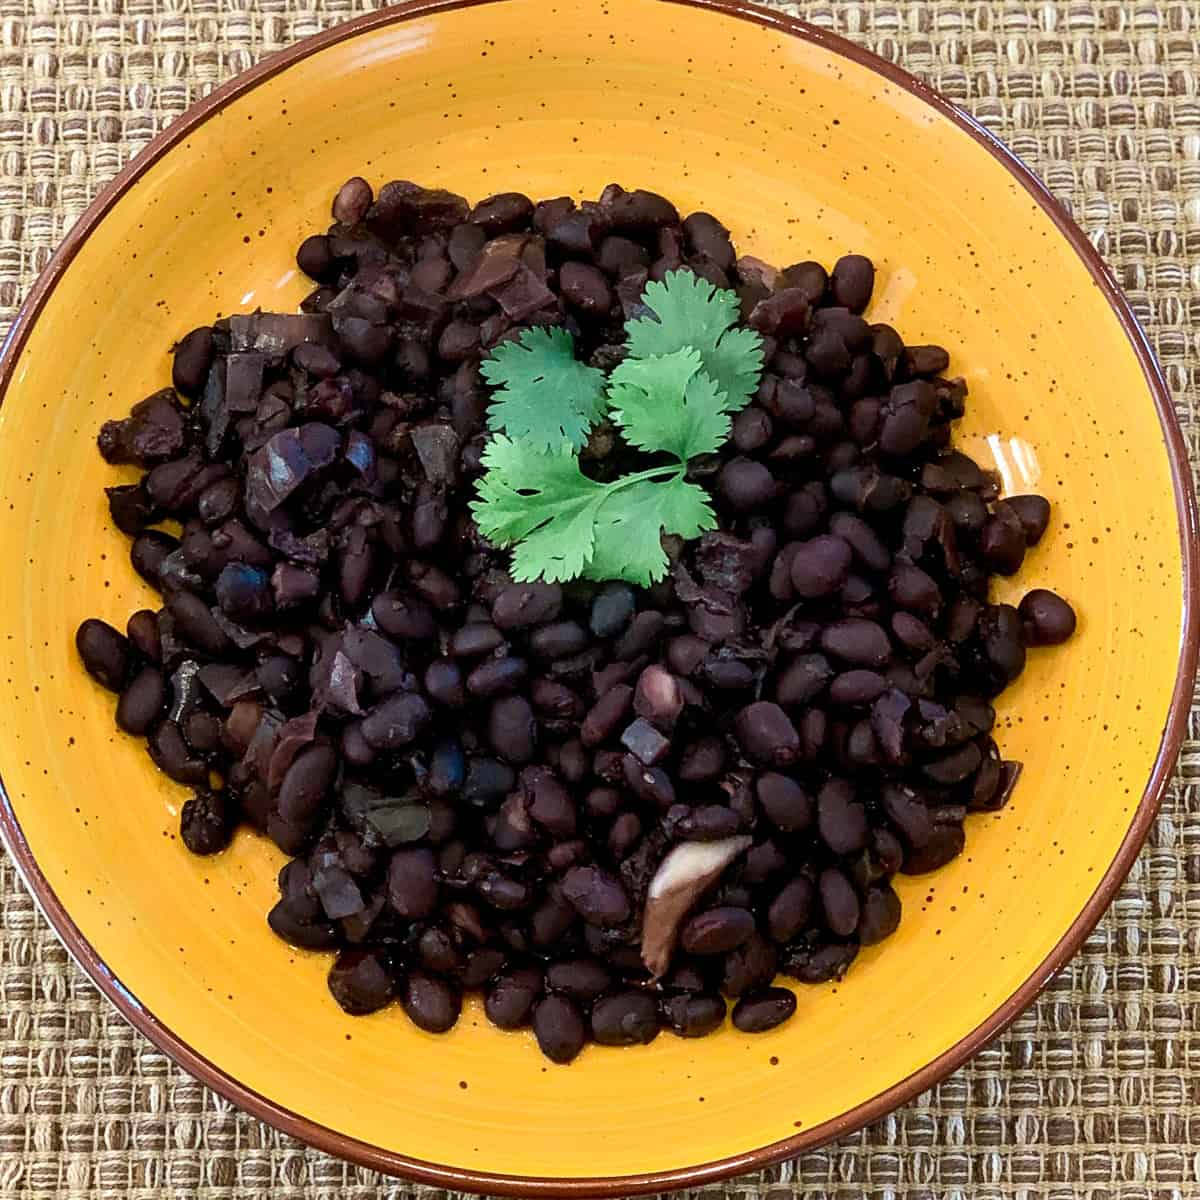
[2,1,1199,1196]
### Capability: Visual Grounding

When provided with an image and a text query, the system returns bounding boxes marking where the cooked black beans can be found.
[663,993,727,1038]
[402,971,461,1033]
[77,619,131,691]
[1018,589,1077,646]
[681,906,756,955]
[79,178,1074,1063]
[731,987,797,1033]
[591,991,659,1046]
[533,995,588,1063]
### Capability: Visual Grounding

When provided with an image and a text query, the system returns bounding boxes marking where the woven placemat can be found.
[2,1,1199,1196]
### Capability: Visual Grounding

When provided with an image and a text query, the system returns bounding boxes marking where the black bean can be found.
[533,995,587,1064]
[491,582,563,631]
[663,993,726,1038]
[581,684,633,746]
[820,618,891,668]
[732,406,773,453]
[819,867,860,937]
[180,790,231,855]
[775,653,832,706]
[589,584,636,638]
[719,458,776,512]
[828,670,888,706]
[787,941,859,985]
[466,655,528,698]
[482,967,540,1030]
[584,786,623,819]
[116,668,167,735]
[401,971,461,1033]
[362,693,431,750]
[1000,494,1052,545]
[826,513,888,573]
[673,804,741,841]
[561,865,630,927]
[830,254,874,313]
[788,535,852,598]
[591,991,659,1046]
[469,191,534,234]
[720,933,778,998]
[632,664,683,730]
[732,987,797,1033]
[888,563,941,616]
[523,766,577,837]
[664,635,707,677]
[76,619,131,691]
[979,603,1027,689]
[923,740,983,785]
[165,592,229,657]
[328,948,394,1016]
[903,344,950,377]
[755,772,813,832]
[816,779,869,854]
[278,743,338,825]
[622,756,676,807]
[859,883,902,944]
[767,876,814,944]
[546,957,612,1001]
[980,504,1027,575]
[332,175,374,224]
[528,620,588,659]
[560,261,614,315]
[296,234,338,282]
[605,811,640,858]
[267,899,337,950]
[123,611,161,663]
[677,736,726,782]
[148,720,208,786]
[171,327,215,396]
[882,783,934,848]
[448,624,503,659]
[1019,589,1076,646]
[387,848,438,919]
[418,658,462,708]
[735,702,799,767]
[531,678,585,720]
[891,612,936,652]
[612,611,665,661]
[901,823,966,874]
[680,907,756,955]
[372,590,437,640]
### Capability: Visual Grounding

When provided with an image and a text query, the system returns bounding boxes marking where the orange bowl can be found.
[0,0,1195,1193]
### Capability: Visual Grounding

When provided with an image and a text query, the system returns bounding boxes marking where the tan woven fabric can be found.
[2,1,1198,1196]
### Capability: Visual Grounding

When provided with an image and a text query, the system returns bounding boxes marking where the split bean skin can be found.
[77,177,1074,1063]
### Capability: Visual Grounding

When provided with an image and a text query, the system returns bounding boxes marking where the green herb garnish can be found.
[479,325,607,451]
[472,270,764,586]
[625,270,764,410]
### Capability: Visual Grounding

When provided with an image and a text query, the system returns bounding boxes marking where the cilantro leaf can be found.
[608,348,731,462]
[625,269,764,411]
[480,326,607,451]
[469,436,608,583]
[583,475,717,586]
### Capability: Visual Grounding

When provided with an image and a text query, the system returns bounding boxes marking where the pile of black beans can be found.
[76,178,1076,1063]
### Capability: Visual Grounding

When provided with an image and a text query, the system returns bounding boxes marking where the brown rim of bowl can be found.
[0,0,1196,1193]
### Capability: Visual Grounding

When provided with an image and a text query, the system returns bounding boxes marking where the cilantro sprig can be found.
[471,269,764,586]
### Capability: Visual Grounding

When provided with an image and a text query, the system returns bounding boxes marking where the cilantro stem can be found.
[599,461,685,496]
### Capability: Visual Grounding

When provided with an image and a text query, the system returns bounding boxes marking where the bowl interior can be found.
[0,0,1187,1187]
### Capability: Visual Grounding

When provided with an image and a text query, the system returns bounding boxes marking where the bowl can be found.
[0,0,1195,1193]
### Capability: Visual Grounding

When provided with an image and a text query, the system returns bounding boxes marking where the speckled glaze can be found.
[0,0,1194,1193]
